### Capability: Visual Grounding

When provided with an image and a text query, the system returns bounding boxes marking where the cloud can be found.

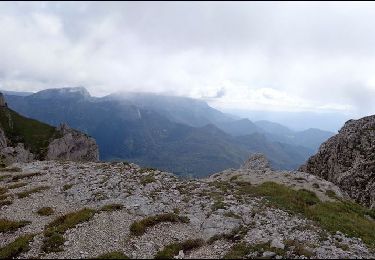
[0,2,375,116]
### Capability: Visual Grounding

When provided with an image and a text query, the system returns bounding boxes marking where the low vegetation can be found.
[95,251,130,259]
[0,234,35,258]
[11,172,41,182]
[42,208,96,253]
[140,174,156,185]
[130,213,190,236]
[154,239,204,259]
[17,186,50,199]
[223,241,287,259]
[208,225,248,244]
[0,219,30,233]
[0,167,22,172]
[37,207,54,216]
[99,203,124,212]
[63,184,73,191]
[234,181,375,248]
[7,182,27,189]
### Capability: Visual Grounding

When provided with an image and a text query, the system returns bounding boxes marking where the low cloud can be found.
[1,2,375,117]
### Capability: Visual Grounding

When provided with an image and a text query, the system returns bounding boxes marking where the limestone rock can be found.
[241,153,271,171]
[46,124,99,162]
[300,115,375,208]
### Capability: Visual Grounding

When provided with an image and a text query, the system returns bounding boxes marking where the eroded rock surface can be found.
[300,115,375,208]
[0,159,373,259]
[46,124,99,162]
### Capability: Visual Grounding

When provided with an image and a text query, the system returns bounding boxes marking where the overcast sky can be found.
[1,1,375,117]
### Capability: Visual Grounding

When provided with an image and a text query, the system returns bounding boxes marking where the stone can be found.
[300,115,375,208]
[271,238,285,250]
[46,123,99,162]
[263,251,277,257]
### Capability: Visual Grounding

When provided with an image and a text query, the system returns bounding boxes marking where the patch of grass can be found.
[154,239,204,259]
[42,208,96,253]
[224,211,242,219]
[325,190,338,199]
[99,204,124,212]
[7,182,27,189]
[0,200,13,207]
[11,172,41,182]
[95,251,130,259]
[209,181,233,193]
[211,200,227,211]
[208,225,248,245]
[284,239,314,257]
[0,107,59,159]
[0,174,11,181]
[0,234,35,258]
[1,167,22,172]
[230,175,239,182]
[140,174,156,185]
[0,187,8,195]
[63,184,73,191]
[223,242,286,259]
[236,181,375,248]
[130,213,190,236]
[17,186,50,199]
[308,201,375,248]
[37,207,54,216]
[0,193,10,201]
[0,219,30,233]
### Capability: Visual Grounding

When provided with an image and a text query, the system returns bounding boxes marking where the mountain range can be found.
[4,87,334,177]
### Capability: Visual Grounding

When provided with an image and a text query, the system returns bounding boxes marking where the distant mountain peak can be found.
[32,87,91,99]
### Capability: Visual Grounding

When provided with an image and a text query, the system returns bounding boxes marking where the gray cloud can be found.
[1,2,375,117]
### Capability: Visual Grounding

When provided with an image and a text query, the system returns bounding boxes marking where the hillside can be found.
[4,88,330,176]
[0,157,374,259]
[0,93,99,164]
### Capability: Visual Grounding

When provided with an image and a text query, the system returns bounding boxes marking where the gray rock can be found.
[300,115,375,208]
[271,238,285,250]
[46,123,99,162]
[263,251,277,257]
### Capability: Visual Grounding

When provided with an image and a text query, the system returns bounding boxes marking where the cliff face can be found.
[46,124,99,162]
[300,115,375,208]
[0,95,99,164]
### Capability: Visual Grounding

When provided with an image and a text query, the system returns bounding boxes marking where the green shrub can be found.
[130,213,190,236]
[154,239,204,259]
[0,234,35,258]
[37,207,54,216]
[140,175,156,185]
[0,219,30,233]
[42,208,96,253]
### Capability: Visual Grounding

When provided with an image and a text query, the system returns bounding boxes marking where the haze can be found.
[1,1,375,131]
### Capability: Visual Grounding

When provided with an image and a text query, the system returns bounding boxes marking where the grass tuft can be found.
[17,186,50,199]
[42,208,96,253]
[37,207,54,216]
[154,239,204,259]
[0,234,35,258]
[0,219,30,233]
[130,213,190,236]
[99,204,124,212]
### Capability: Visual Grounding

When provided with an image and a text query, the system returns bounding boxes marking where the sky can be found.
[1,1,375,121]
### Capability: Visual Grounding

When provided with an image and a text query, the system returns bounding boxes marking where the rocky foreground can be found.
[0,157,374,259]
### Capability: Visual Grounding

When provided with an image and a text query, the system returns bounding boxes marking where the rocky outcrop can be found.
[300,115,375,208]
[46,124,99,162]
[241,153,271,171]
